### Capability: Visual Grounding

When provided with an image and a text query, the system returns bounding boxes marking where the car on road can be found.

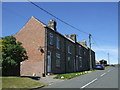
[94,64,105,70]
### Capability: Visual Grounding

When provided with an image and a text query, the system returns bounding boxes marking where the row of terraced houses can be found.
[14,16,95,77]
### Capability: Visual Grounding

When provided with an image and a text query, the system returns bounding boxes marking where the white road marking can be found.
[49,83,53,85]
[80,68,114,88]
[107,70,111,72]
[81,78,98,88]
[100,73,106,77]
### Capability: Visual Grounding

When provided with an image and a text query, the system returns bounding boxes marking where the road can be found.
[43,66,118,88]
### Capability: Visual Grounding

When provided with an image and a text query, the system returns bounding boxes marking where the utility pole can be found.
[108,53,110,65]
[89,34,92,70]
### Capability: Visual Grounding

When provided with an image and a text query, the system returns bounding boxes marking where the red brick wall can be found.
[14,17,46,76]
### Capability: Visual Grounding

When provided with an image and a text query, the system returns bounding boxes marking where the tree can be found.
[0,36,28,76]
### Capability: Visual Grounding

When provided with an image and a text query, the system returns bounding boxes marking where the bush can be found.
[0,36,28,76]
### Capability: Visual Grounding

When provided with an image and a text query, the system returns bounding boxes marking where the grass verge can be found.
[54,71,91,80]
[1,76,47,88]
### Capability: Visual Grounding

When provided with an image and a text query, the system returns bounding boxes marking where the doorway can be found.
[47,51,51,73]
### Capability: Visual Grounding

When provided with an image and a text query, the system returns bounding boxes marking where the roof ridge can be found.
[31,16,46,26]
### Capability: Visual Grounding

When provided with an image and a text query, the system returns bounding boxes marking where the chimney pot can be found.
[70,34,76,42]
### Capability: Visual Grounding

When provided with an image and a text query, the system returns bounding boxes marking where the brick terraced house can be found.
[14,16,95,76]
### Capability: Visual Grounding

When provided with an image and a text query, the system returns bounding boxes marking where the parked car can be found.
[94,65,105,70]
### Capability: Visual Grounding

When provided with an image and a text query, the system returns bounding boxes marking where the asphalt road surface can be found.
[44,66,118,88]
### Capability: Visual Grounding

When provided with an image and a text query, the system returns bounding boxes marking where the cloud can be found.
[93,46,118,55]
[92,46,118,64]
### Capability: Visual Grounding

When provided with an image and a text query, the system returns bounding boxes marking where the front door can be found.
[47,51,51,73]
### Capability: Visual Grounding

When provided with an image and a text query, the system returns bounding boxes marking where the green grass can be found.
[54,71,91,80]
[1,77,47,88]
[105,66,111,68]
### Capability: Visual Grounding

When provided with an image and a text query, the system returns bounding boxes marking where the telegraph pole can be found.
[108,53,110,65]
[89,34,92,70]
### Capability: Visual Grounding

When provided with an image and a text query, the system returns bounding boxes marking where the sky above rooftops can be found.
[2,2,118,64]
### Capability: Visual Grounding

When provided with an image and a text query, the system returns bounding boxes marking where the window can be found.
[47,51,51,72]
[68,57,71,68]
[68,45,71,54]
[76,56,79,71]
[79,57,82,68]
[56,53,61,67]
[84,50,86,55]
[68,57,70,61]
[49,33,53,45]
[78,46,81,55]
[56,37,60,49]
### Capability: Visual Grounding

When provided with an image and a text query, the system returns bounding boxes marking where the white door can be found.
[47,51,51,73]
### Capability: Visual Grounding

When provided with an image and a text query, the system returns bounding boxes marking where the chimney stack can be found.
[70,34,76,42]
[64,34,69,38]
[81,40,87,46]
[48,20,57,31]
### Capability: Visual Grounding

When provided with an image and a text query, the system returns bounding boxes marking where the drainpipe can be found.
[43,27,48,77]
[64,40,66,73]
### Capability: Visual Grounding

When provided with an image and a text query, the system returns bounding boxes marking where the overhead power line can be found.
[4,0,109,56]
[27,0,89,35]
[3,0,110,61]
[27,0,109,55]
[91,35,112,62]
[92,35,108,54]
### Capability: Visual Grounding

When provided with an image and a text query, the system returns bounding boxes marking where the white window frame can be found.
[56,53,61,67]
[56,37,60,49]
[78,46,81,55]
[67,57,71,68]
[49,33,53,45]
[68,45,71,54]
[79,57,82,68]
[84,50,86,55]
[76,56,79,71]
[68,57,70,62]
[47,51,52,73]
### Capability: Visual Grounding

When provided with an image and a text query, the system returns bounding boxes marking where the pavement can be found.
[39,75,64,85]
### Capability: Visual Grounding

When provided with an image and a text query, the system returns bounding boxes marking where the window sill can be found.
[68,52,72,54]
[49,44,54,46]
[56,48,60,49]
[56,66,61,68]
